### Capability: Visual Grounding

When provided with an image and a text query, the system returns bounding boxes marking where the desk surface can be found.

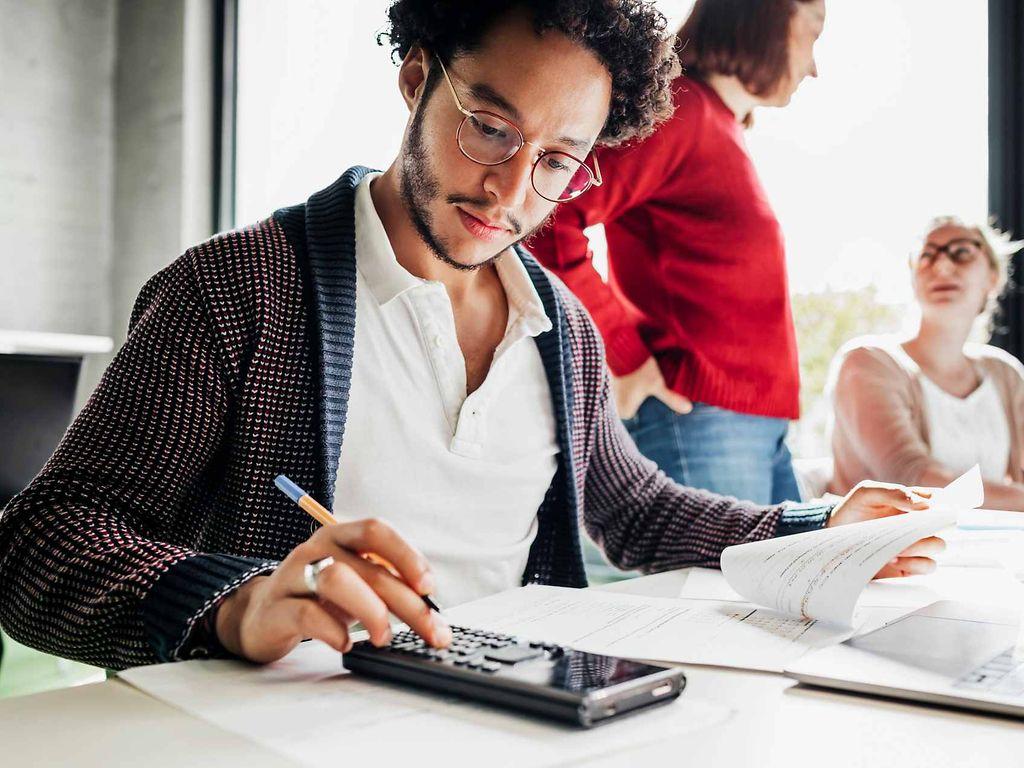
[3,567,1024,768]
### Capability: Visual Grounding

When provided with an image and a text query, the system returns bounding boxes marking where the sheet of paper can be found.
[446,584,858,673]
[119,641,730,767]
[676,567,745,602]
[958,508,1024,531]
[720,466,984,627]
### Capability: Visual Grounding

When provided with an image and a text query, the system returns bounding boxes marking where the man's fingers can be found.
[319,600,355,632]
[897,536,946,558]
[857,486,930,513]
[288,598,351,652]
[874,556,937,579]
[320,519,434,596]
[307,557,393,646]
[338,550,451,649]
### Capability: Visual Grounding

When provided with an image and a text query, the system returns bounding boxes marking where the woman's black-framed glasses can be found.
[437,58,603,203]
[915,238,984,269]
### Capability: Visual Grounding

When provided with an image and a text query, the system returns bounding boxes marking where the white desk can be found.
[3,565,1024,767]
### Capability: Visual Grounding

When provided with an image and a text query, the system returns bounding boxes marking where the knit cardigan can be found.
[0,167,830,670]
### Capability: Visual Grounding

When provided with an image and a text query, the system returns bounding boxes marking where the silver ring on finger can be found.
[303,556,335,597]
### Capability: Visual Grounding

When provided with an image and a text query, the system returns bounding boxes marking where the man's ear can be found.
[398,45,430,112]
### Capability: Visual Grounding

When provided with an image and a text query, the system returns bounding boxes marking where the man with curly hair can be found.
[0,0,940,669]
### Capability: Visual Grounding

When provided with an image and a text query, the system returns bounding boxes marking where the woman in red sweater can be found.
[528,0,825,505]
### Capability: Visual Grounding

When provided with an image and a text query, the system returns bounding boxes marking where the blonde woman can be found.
[829,216,1024,510]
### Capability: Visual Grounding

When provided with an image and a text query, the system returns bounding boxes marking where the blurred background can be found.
[0,0,1021,696]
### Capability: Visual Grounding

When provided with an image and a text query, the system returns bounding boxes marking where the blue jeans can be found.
[623,399,801,505]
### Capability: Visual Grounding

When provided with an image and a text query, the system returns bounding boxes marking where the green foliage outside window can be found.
[790,287,904,457]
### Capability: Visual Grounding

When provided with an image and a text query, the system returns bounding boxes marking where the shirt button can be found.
[432,334,444,349]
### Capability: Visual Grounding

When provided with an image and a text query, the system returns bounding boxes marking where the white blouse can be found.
[919,373,1011,482]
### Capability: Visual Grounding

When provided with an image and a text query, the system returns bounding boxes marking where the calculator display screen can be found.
[498,649,668,693]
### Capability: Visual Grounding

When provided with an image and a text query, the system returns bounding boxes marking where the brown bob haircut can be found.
[676,0,811,99]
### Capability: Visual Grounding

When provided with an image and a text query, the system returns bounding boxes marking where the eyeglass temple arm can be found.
[436,57,475,119]
[590,151,603,187]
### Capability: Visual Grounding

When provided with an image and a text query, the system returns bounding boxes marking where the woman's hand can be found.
[612,357,692,419]
[215,518,451,663]
[827,482,946,578]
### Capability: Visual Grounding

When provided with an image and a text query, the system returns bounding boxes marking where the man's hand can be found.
[828,482,945,579]
[215,519,451,663]
[612,357,692,419]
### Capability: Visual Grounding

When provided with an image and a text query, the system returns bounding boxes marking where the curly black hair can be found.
[378,0,680,146]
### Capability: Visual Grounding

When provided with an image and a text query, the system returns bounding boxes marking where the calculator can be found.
[342,625,686,727]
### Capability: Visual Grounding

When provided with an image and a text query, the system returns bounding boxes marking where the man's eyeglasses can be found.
[437,58,602,204]
[914,238,984,269]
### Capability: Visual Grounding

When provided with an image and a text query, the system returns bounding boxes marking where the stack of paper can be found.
[119,642,730,767]
[719,465,982,627]
[447,467,986,672]
[446,584,861,673]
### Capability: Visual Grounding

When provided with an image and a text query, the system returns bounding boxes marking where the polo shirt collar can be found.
[354,172,421,306]
[494,252,553,338]
[354,173,553,338]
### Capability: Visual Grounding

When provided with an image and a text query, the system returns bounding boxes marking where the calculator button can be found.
[481,662,502,673]
[484,645,544,664]
[467,658,484,669]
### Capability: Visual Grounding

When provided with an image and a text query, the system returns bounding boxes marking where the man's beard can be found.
[399,103,536,273]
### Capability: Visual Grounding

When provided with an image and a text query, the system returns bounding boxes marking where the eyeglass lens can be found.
[457,111,593,202]
[918,239,983,267]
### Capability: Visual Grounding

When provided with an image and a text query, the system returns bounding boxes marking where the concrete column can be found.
[0,0,116,337]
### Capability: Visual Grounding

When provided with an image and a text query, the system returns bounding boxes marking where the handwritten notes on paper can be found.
[720,466,984,627]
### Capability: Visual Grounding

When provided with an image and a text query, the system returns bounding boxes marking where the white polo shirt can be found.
[333,173,560,608]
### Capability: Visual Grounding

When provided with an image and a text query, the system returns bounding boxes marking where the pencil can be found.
[274,474,442,613]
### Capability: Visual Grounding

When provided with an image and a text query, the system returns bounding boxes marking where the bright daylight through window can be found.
[235,0,989,457]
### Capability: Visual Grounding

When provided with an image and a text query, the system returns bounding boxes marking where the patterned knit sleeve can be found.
[0,255,276,670]
[565,295,829,573]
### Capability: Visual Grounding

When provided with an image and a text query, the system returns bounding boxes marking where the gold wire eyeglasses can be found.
[436,57,603,203]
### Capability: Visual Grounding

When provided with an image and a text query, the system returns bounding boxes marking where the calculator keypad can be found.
[371,626,560,672]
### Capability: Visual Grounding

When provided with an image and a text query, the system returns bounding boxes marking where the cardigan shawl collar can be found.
[0,166,823,670]
[297,166,582,587]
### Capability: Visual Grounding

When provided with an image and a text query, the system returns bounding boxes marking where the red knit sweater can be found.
[528,76,800,420]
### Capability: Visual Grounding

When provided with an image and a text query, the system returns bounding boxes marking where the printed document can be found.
[119,641,729,767]
[446,584,867,672]
[720,466,984,626]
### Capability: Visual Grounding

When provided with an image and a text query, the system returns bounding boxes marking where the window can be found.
[234,0,695,225]
[745,1,988,455]
[235,1,410,225]
[233,1,989,457]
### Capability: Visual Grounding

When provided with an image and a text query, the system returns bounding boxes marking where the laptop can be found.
[786,600,1024,718]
